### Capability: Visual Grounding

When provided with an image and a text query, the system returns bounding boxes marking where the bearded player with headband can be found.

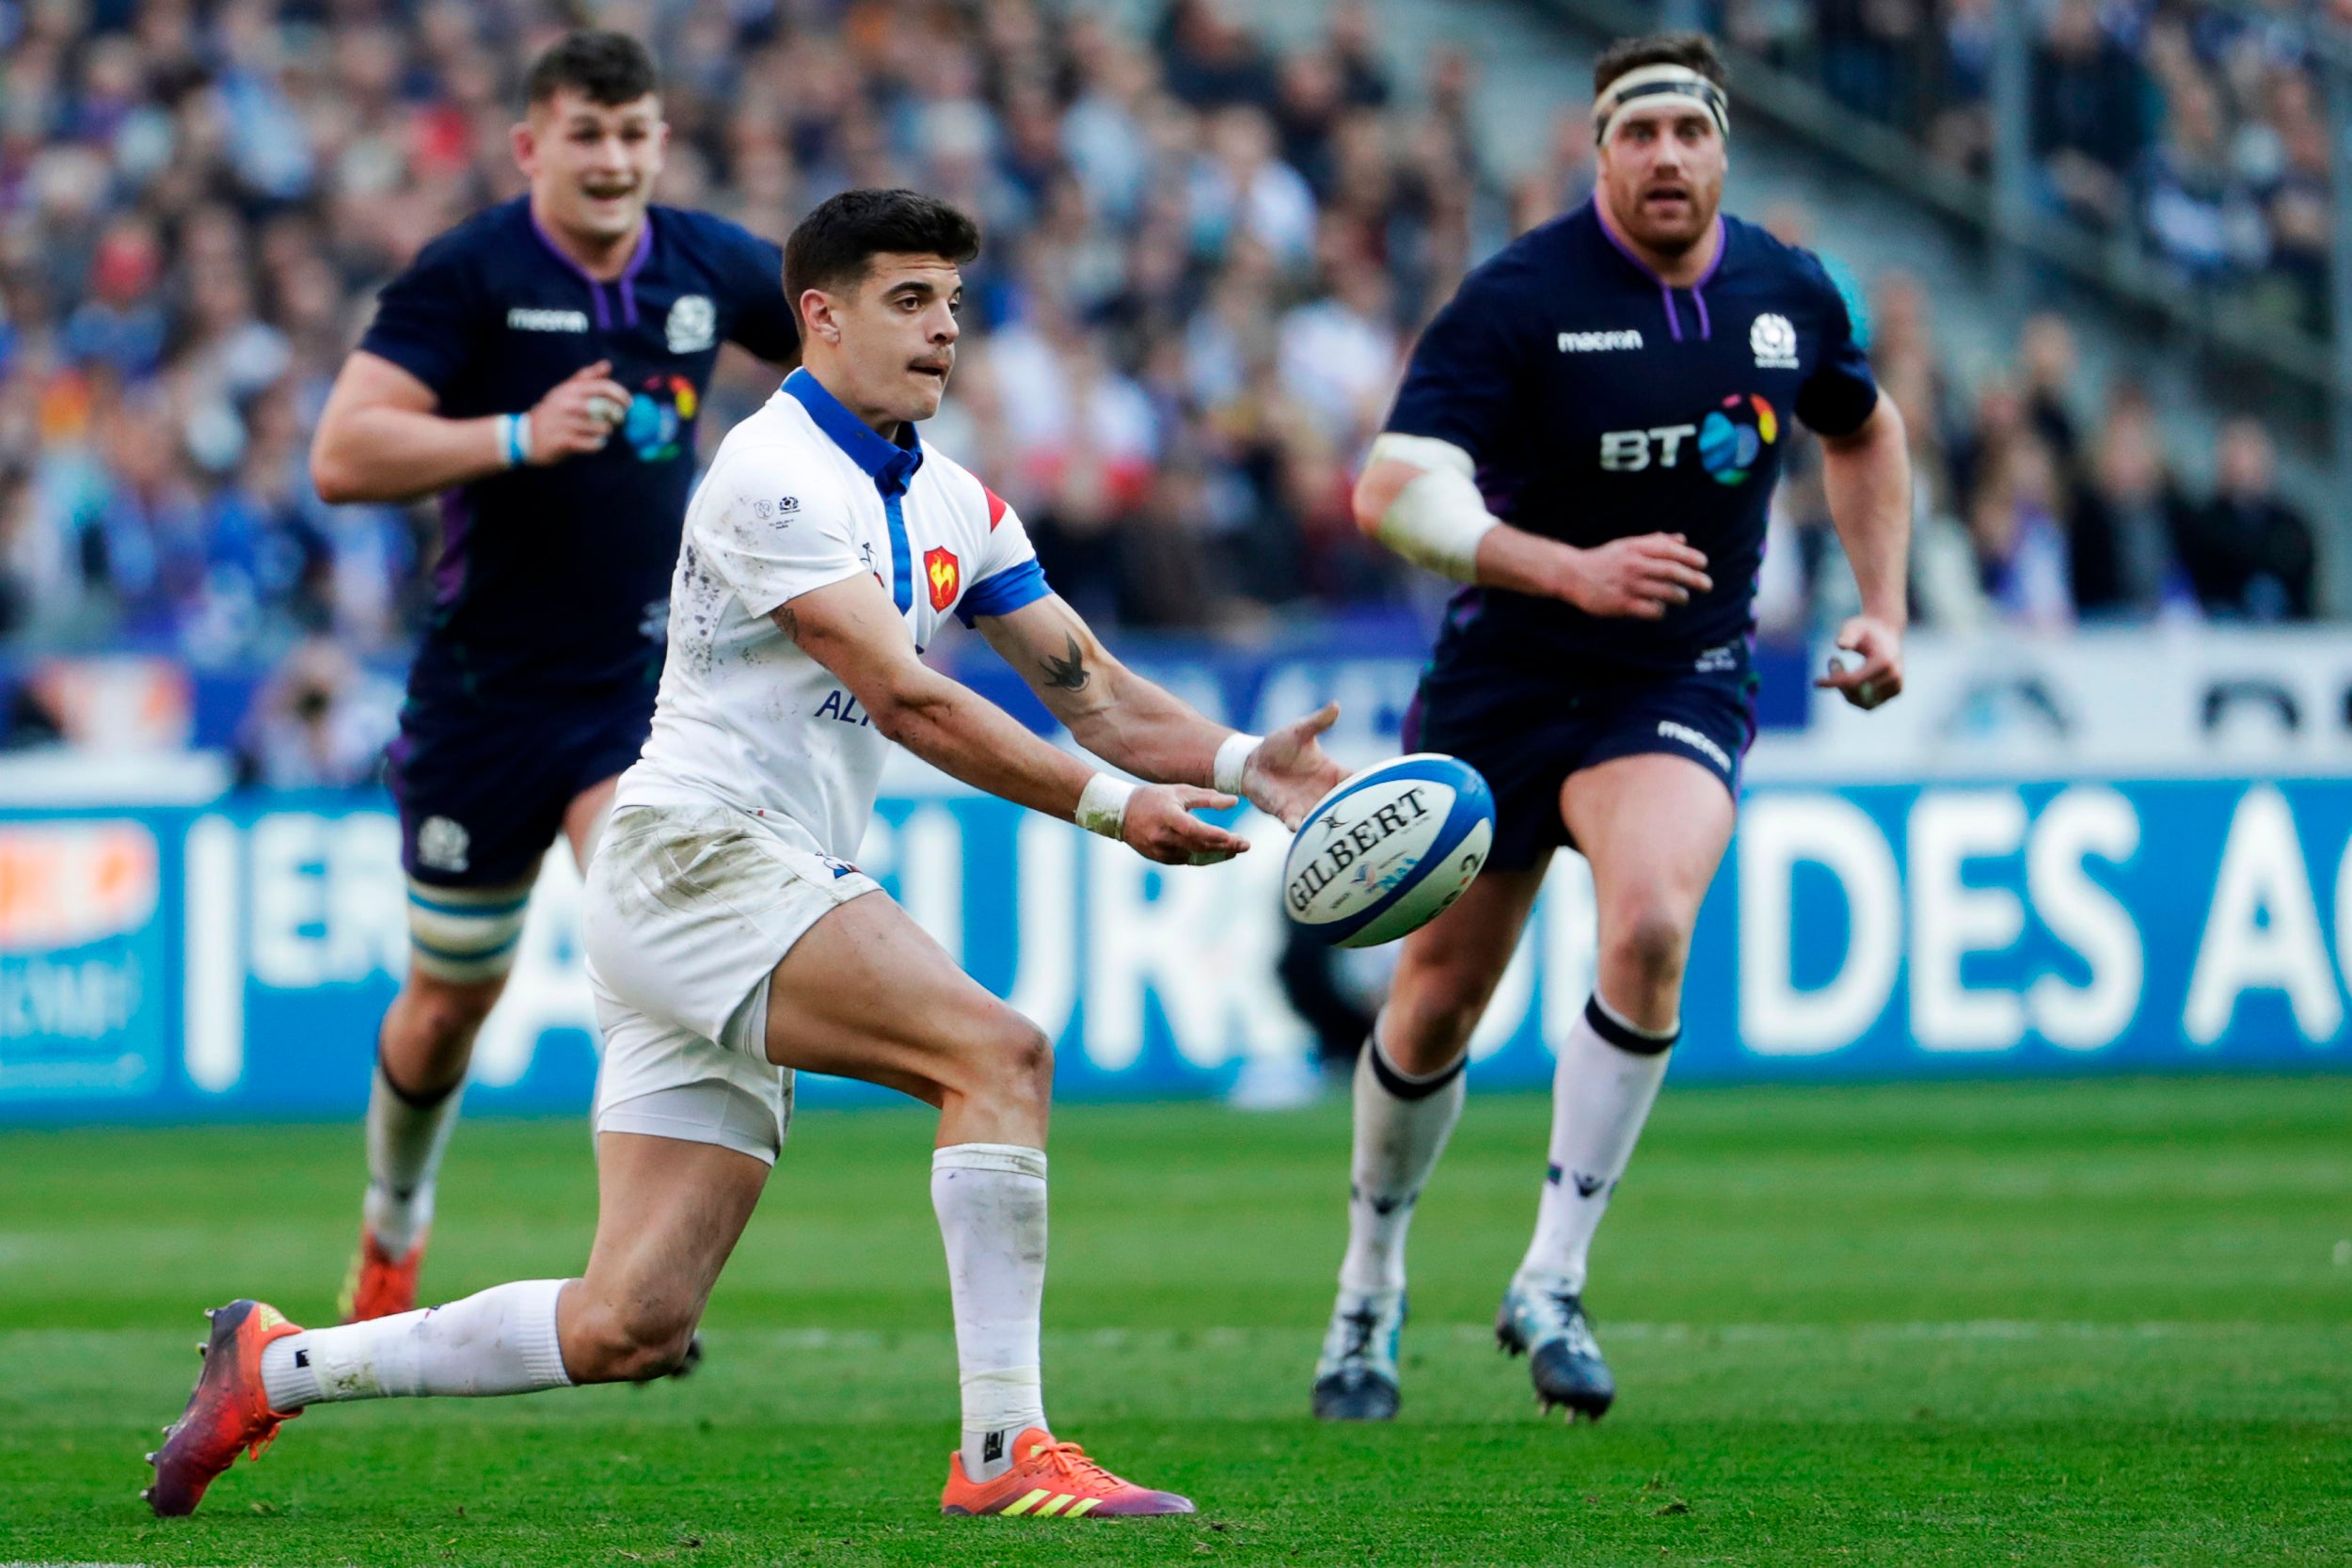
[1310,34,1913,1422]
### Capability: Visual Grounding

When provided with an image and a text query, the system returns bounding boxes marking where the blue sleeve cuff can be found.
[956,558,1051,626]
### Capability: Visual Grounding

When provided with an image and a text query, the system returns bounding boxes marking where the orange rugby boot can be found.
[940,1427,1195,1518]
[144,1300,303,1516]
[338,1227,422,1323]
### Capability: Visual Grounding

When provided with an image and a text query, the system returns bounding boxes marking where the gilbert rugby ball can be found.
[1282,753,1495,948]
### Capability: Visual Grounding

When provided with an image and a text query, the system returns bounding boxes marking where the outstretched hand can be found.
[1241,702,1347,831]
[1123,784,1252,864]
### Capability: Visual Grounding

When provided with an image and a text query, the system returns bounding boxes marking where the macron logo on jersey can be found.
[1559,329,1644,353]
[1658,721,1731,772]
[508,307,590,333]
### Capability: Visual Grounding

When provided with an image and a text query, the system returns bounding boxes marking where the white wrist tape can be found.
[1213,732,1261,796]
[1368,433,1496,581]
[1074,773,1135,840]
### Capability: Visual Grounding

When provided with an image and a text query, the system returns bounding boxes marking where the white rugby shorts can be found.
[583,803,880,1164]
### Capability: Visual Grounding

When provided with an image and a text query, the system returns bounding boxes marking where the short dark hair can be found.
[784,188,982,302]
[1592,32,1728,97]
[526,31,660,109]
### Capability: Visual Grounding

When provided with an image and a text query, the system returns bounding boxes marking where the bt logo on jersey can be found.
[924,546,961,612]
[1597,424,1696,471]
[1698,393,1779,485]
[1599,394,1779,484]
[622,375,699,462]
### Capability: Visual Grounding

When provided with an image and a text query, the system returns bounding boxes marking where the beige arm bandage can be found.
[1367,433,1498,582]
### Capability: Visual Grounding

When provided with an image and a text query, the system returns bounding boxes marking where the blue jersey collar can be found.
[784,368,923,496]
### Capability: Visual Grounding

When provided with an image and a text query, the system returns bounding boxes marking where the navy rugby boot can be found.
[1311,1289,1405,1420]
[1494,1276,1614,1420]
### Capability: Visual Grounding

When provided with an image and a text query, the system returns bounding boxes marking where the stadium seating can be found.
[1708,0,2333,335]
[0,0,2324,773]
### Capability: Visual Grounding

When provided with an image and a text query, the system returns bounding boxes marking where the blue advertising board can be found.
[1,775,2348,1124]
[0,818,171,1102]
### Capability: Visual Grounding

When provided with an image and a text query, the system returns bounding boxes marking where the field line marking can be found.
[5,1320,2332,1358]
[692,1321,2320,1351]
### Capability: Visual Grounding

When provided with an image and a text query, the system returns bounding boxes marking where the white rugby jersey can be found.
[613,367,1050,856]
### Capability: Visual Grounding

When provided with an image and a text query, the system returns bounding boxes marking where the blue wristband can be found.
[500,413,529,468]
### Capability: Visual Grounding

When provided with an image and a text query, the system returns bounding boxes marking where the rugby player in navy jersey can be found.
[305,32,799,1323]
[1310,34,1912,1422]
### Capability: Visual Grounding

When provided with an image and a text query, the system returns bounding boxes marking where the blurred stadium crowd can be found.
[1762,287,2317,636]
[0,0,2326,779]
[1715,0,2336,333]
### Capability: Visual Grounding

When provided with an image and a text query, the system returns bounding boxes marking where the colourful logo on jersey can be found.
[1697,393,1778,485]
[622,374,699,463]
[925,546,961,611]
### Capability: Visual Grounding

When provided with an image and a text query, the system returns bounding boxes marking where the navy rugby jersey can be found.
[1386,200,1878,675]
[360,198,799,703]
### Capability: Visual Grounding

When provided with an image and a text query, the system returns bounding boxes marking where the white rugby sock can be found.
[1336,1022,1467,1297]
[259,1278,572,1409]
[1517,993,1676,1293]
[931,1143,1049,1482]
[362,1056,466,1256]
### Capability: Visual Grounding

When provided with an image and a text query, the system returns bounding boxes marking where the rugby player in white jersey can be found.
[144,187,1344,1523]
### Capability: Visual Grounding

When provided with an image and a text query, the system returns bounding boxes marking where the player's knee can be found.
[993,1018,1056,1106]
[564,1293,699,1384]
[1607,904,1693,989]
[1398,1006,1478,1071]
[619,1324,698,1382]
[397,979,501,1048]
[1386,964,1492,1072]
[923,1011,1054,1118]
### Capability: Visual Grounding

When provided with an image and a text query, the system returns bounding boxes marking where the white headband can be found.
[1593,62,1729,145]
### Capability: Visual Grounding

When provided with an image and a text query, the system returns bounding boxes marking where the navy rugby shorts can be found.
[1403,652,1758,873]
[386,690,655,889]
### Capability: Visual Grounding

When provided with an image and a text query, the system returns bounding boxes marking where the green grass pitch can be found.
[3,1075,2349,1565]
